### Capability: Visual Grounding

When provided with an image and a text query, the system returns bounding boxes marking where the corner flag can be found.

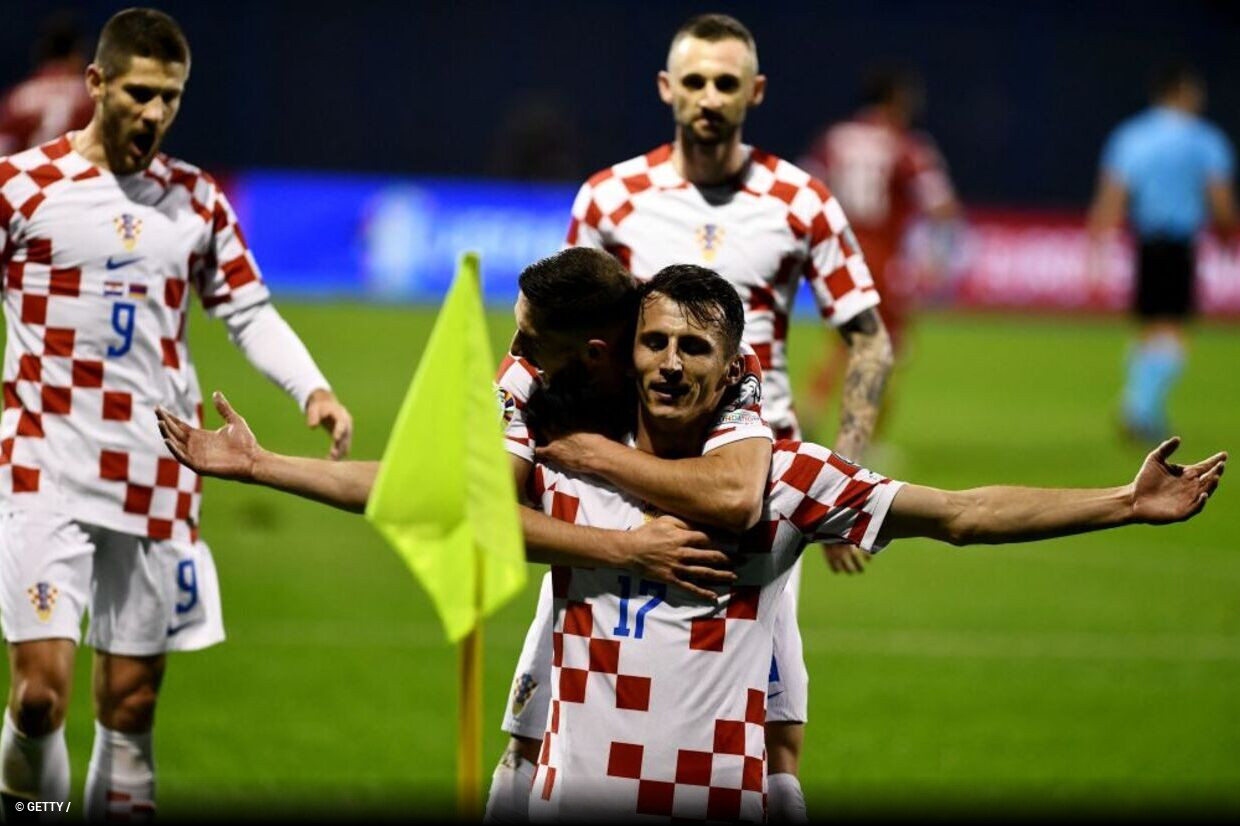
[364,251,527,639]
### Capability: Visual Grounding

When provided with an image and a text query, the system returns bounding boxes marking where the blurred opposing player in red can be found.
[0,13,94,157]
[0,9,352,820]
[799,67,959,437]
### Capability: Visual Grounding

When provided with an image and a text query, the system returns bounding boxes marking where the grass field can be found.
[3,304,1238,819]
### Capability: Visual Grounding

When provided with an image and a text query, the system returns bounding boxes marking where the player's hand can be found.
[625,515,736,601]
[156,392,261,482]
[535,432,610,474]
[1130,437,1225,524]
[821,543,868,574]
[306,388,353,460]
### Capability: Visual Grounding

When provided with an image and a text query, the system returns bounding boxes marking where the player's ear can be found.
[657,70,674,105]
[585,339,609,364]
[85,64,106,101]
[750,73,767,108]
[725,353,744,386]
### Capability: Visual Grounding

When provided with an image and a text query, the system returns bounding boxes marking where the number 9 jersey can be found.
[0,135,270,542]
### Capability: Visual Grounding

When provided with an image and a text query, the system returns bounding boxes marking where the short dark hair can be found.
[34,12,84,65]
[671,14,757,63]
[1150,60,1202,100]
[518,248,638,334]
[860,64,922,108]
[95,8,190,79]
[640,265,744,357]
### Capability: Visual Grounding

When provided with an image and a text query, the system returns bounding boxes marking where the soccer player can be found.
[157,265,1224,822]
[0,9,352,819]
[555,15,896,817]
[798,66,960,436]
[1087,62,1237,443]
[0,13,94,157]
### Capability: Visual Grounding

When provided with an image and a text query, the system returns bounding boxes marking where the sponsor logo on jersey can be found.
[27,582,58,622]
[695,223,725,262]
[510,672,537,716]
[106,256,143,270]
[497,387,516,424]
[114,213,143,251]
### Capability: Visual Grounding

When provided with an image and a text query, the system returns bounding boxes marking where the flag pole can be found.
[457,620,483,819]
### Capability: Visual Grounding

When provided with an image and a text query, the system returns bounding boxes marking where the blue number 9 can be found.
[107,302,136,358]
[175,559,198,615]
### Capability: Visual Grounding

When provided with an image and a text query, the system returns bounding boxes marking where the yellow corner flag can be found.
[365,251,526,638]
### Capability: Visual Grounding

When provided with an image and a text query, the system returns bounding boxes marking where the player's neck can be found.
[71,120,111,170]
[672,134,747,186]
[634,408,711,460]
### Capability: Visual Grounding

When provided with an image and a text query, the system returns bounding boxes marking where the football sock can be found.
[767,772,808,824]
[1122,334,1184,437]
[0,708,70,817]
[84,723,155,822]
[483,751,536,824]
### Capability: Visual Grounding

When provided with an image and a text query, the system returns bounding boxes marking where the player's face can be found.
[659,36,765,146]
[512,292,583,380]
[91,56,187,174]
[633,294,742,431]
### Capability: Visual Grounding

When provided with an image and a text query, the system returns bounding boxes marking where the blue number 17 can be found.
[613,576,667,639]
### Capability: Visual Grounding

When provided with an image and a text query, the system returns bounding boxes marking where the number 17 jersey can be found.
[527,441,903,822]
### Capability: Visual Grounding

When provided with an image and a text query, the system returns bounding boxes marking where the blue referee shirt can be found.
[1101,106,1235,241]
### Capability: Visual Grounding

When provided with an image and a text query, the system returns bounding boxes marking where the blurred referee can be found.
[1088,62,1237,443]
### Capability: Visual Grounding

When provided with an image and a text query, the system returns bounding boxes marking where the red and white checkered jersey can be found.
[566,144,880,434]
[495,344,770,464]
[0,135,270,541]
[527,439,903,821]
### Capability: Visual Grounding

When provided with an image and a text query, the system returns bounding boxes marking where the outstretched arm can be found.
[157,392,376,512]
[878,438,1225,546]
[534,435,771,533]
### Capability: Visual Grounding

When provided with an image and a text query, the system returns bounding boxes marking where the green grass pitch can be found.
[3,304,1237,818]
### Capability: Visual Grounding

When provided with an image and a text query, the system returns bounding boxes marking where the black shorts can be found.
[1135,239,1195,319]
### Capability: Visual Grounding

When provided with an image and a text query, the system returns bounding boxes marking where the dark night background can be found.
[3,0,1238,206]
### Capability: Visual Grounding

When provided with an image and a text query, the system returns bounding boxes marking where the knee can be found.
[10,680,68,735]
[97,683,159,734]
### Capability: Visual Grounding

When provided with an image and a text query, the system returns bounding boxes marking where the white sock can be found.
[84,723,155,823]
[483,750,536,824]
[767,772,808,824]
[1,708,71,810]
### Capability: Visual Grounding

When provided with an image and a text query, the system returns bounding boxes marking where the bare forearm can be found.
[887,483,1136,546]
[521,507,627,567]
[585,439,767,532]
[834,316,893,460]
[250,451,379,513]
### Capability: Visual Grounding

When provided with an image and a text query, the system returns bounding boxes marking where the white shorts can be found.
[0,510,225,656]
[501,562,810,739]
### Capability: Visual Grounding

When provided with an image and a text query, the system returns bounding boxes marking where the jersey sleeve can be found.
[564,176,608,250]
[767,441,904,554]
[802,178,882,328]
[1100,126,1133,184]
[193,178,272,319]
[905,133,956,214]
[495,353,543,463]
[702,342,772,454]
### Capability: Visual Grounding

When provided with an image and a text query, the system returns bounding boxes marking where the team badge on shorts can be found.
[510,672,537,716]
[114,213,143,251]
[27,582,58,622]
[696,223,725,263]
[497,388,516,424]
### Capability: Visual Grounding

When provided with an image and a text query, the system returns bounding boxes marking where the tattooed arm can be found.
[833,307,894,462]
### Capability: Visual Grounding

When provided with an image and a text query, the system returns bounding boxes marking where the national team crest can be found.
[695,223,725,263]
[510,672,537,716]
[27,582,58,622]
[114,213,143,251]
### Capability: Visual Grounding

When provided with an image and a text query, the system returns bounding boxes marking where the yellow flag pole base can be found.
[457,623,484,820]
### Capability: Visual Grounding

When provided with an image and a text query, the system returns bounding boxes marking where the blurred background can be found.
[1,0,1237,820]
